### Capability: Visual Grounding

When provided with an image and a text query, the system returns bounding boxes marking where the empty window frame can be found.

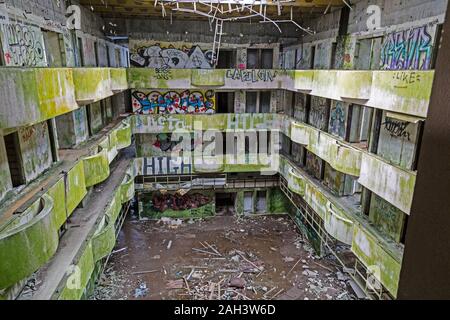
[245,91,271,113]
[247,48,274,69]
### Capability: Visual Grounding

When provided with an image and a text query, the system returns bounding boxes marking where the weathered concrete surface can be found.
[22,150,133,300]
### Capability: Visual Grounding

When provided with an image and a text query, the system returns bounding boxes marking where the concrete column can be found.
[397,2,450,299]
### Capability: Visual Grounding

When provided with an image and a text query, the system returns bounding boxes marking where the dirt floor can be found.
[91,214,355,300]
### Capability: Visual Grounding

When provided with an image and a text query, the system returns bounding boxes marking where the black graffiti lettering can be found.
[3,23,46,66]
[225,69,278,82]
[382,119,411,140]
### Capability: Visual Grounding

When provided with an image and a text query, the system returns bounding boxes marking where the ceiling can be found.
[80,0,345,21]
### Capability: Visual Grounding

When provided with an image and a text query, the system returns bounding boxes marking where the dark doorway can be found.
[261,49,273,69]
[217,50,236,69]
[216,92,235,113]
[4,132,25,187]
[215,193,236,216]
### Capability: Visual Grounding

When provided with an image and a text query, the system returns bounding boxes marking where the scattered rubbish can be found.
[336,271,348,281]
[90,216,354,301]
[287,258,303,275]
[348,280,367,299]
[159,217,183,227]
[229,278,246,288]
[166,279,185,289]
[112,247,127,254]
[131,270,159,275]
[231,255,240,263]
[134,283,149,298]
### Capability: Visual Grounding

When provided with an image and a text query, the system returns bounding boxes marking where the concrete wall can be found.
[0,1,128,68]
[348,0,447,34]
[56,106,89,149]
[309,96,330,131]
[89,102,103,135]
[111,18,299,46]
[0,135,13,203]
[18,122,53,182]
[377,113,421,170]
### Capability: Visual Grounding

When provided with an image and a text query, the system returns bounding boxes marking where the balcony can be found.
[299,124,362,177]
[0,68,77,129]
[0,194,57,290]
[367,71,434,118]
[109,68,129,93]
[278,156,403,298]
[72,68,113,105]
[0,68,434,131]
[351,224,402,298]
[127,68,295,90]
[83,149,110,187]
[0,67,130,130]
[0,120,132,292]
[57,165,136,300]
[358,153,416,214]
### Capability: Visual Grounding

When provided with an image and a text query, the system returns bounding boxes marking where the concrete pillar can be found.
[397,1,450,299]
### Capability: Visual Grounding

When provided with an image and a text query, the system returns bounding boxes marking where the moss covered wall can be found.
[369,194,406,243]
[0,119,131,293]
[0,136,13,203]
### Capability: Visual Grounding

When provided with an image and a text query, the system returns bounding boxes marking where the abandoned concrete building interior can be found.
[0,0,449,301]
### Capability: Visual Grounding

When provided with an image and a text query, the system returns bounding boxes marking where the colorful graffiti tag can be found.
[380,25,434,70]
[152,133,196,153]
[130,41,213,69]
[0,21,47,67]
[151,192,212,212]
[132,90,215,114]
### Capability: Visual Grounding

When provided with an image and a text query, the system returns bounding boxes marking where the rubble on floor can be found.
[90,215,356,300]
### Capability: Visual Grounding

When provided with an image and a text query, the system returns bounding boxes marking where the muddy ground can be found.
[91,214,355,300]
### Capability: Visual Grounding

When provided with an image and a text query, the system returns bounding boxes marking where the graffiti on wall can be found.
[130,40,213,69]
[19,122,52,180]
[380,25,435,70]
[155,66,172,80]
[329,101,347,139]
[309,97,329,131]
[151,192,212,212]
[225,69,278,82]
[0,20,47,66]
[142,157,192,175]
[152,133,196,154]
[73,107,88,141]
[293,93,308,122]
[62,31,76,67]
[382,118,411,141]
[132,90,215,114]
[369,194,405,242]
[306,151,323,180]
[82,37,97,67]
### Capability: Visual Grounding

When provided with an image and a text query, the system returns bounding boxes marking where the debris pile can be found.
[152,193,211,212]
[165,241,283,300]
[90,215,356,300]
